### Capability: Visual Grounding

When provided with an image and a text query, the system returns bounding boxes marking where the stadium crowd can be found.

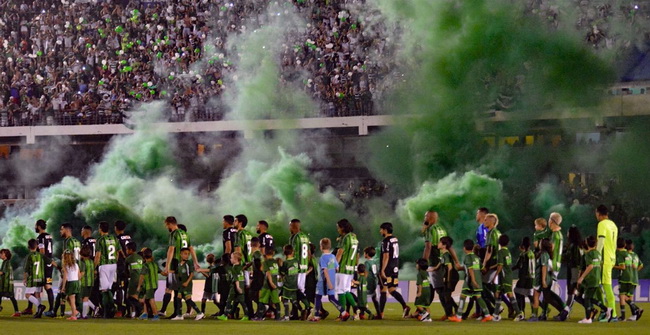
[0,0,382,127]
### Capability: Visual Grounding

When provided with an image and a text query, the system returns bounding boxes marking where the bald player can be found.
[596,205,618,322]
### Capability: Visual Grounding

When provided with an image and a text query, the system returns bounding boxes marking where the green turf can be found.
[0,301,647,335]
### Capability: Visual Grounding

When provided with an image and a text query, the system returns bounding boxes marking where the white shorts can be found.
[244,271,250,287]
[335,273,354,294]
[297,273,307,293]
[99,264,117,291]
[25,287,43,295]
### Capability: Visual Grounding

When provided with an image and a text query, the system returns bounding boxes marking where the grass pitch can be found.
[0,301,647,335]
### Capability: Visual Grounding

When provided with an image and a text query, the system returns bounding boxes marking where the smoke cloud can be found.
[1,0,649,279]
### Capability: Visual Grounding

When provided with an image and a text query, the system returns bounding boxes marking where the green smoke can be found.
[0,103,218,262]
[209,1,365,251]
[224,1,313,120]
[213,147,350,247]
[0,2,360,267]
[604,122,650,277]
[360,0,622,275]
[395,171,504,259]
[369,0,614,190]
[3,0,648,280]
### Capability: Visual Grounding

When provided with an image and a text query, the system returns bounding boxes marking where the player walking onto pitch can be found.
[162,216,199,319]
[335,219,359,316]
[80,225,99,315]
[95,221,120,318]
[596,205,618,322]
[24,239,56,318]
[378,222,410,319]
[233,214,254,318]
[114,220,132,317]
[421,211,450,310]
[28,220,54,316]
[222,215,237,255]
[79,246,96,319]
[482,214,501,315]
[289,218,312,314]
[257,220,274,256]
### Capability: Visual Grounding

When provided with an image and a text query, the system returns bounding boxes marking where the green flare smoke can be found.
[364,0,646,275]
[0,103,218,260]
[369,0,614,190]
[214,1,361,249]
[2,0,649,279]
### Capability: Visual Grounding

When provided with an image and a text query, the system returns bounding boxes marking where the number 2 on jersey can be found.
[108,245,116,260]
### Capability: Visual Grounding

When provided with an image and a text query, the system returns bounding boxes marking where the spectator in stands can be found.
[0,0,388,126]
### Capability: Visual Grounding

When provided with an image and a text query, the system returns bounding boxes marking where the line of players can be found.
[418,206,644,324]
[0,215,404,322]
[0,205,645,323]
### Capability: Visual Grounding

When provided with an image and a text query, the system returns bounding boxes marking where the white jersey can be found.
[66,264,80,281]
